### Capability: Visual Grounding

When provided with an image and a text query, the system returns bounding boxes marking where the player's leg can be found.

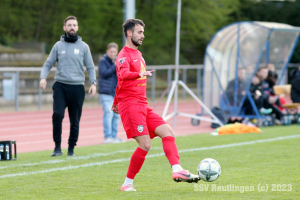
[66,84,85,156]
[52,82,67,156]
[146,106,200,183]
[154,124,179,166]
[154,124,199,183]
[145,107,180,168]
[119,104,149,191]
[121,134,150,191]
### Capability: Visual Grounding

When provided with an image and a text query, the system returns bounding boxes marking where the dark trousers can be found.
[52,82,85,147]
[262,96,283,120]
[243,97,263,115]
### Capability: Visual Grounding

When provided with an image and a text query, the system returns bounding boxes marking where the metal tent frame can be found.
[162,0,223,127]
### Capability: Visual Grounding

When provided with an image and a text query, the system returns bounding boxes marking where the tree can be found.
[136,0,241,64]
[0,0,123,55]
[236,0,300,63]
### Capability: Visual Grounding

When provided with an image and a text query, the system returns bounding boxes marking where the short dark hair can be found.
[123,19,145,37]
[107,42,118,50]
[64,16,77,25]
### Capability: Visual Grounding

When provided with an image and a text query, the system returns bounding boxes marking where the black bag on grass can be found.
[211,107,227,128]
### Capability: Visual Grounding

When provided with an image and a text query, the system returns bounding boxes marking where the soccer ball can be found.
[197,158,221,182]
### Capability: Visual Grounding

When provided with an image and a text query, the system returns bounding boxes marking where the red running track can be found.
[0,101,214,153]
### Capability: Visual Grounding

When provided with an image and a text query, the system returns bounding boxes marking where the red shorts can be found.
[119,104,167,139]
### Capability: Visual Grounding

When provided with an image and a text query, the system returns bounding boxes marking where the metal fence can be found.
[1,63,298,111]
[0,65,203,111]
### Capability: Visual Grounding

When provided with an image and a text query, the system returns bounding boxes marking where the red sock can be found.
[162,136,180,166]
[126,147,148,179]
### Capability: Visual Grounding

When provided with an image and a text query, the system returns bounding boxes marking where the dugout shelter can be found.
[203,21,300,118]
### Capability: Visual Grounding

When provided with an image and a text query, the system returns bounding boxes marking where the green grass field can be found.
[0,125,299,200]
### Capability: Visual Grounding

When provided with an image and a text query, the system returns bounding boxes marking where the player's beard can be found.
[66,30,77,37]
[131,36,142,47]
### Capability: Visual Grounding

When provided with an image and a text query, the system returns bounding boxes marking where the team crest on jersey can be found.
[118,57,126,64]
[137,125,144,133]
[137,61,146,80]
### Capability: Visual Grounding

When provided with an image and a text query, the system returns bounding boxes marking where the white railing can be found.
[0,65,203,111]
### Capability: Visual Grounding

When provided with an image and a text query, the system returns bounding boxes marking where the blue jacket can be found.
[98,54,118,96]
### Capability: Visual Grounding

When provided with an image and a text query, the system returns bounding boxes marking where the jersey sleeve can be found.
[117,56,140,80]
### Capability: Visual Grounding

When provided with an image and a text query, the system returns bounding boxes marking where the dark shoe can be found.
[68,148,75,156]
[51,147,63,157]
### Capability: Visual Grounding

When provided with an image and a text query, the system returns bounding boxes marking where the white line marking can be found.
[0,147,162,170]
[0,158,131,178]
[0,128,126,139]
[0,135,299,179]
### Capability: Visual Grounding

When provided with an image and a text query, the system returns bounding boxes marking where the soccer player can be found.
[111,19,200,192]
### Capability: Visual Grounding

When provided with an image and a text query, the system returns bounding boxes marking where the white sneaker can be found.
[274,119,282,125]
[103,138,113,143]
[112,137,125,143]
[121,184,137,191]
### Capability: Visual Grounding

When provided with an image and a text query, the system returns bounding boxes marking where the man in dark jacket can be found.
[257,67,283,123]
[243,73,272,115]
[290,66,300,103]
[98,42,124,143]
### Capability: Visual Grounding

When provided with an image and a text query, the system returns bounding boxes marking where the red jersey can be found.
[113,46,148,112]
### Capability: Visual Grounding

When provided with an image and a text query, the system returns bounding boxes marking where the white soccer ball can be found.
[197,158,221,182]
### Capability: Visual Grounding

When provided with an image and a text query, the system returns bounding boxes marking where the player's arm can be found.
[117,57,140,80]
[112,86,119,114]
[111,104,119,114]
[40,43,58,90]
[118,59,155,80]
[139,70,155,78]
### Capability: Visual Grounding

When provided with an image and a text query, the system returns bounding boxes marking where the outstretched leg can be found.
[155,124,200,183]
[155,124,180,167]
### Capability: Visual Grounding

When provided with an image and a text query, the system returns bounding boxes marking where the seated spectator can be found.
[257,67,283,124]
[243,73,272,115]
[290,66,300,103]
[266,63,278,91]
[266,64,286,109]
[225,68,247,106]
